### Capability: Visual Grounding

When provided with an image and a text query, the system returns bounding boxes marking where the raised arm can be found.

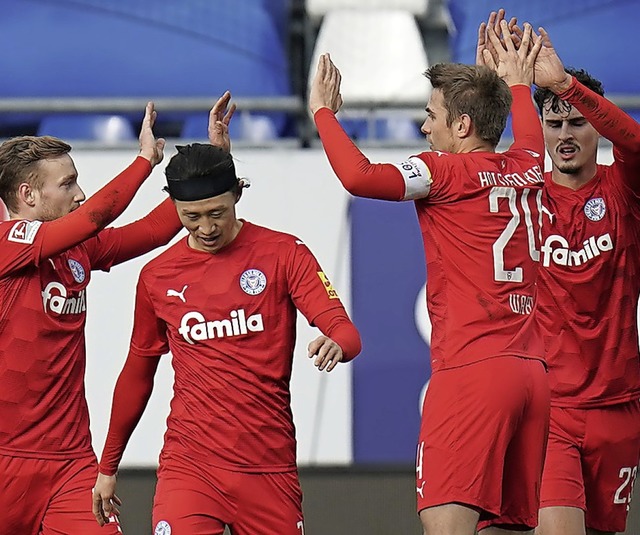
[482,20,545,158]
[38,102,166,261]
[309,54,406,201]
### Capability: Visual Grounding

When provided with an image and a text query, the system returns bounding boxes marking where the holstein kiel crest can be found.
[584,197,606,222]
[240,269,267,295]
[67,259,86,283]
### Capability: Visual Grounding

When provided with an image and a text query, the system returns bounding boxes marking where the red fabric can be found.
[152,457,303,535]
[314,108,405,200]
[99,354,159,476]
[0,455,122,535]
[509,84,545,156]
[540,402,640,532]
[99,222,360,475]
[313,308,361,361]
[38,156,152,260]
[314,87,546,370]
[538,163,640,406]
[419,358,549,530]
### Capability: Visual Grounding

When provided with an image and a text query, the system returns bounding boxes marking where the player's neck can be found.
[551,161,598,191]
[10,206,39,221]
[455,138,494,154]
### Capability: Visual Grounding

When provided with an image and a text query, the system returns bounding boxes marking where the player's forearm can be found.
[107,197,182,266]
[39,157,153,260]
[99,353,159,476]
[314,308,362,362]
[314,108,405,201]
[559,76,640,154]
[509,85,545,158]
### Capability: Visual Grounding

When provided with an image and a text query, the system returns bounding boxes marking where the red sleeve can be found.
[38,156,153,261]
[313,308,361,362]
[98,274,165,475]
[509,84,545,161]
[313,108,406,200]
[98,352,160,475]
[84,197,182,271]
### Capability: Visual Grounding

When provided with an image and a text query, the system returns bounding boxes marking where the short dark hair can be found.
[0,136,72,212]
[165,143,241,199]
[424,63,512,148]
[533,68,605,116]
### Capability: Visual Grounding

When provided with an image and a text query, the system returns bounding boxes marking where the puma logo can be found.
[416,481,426,499]
[167,285,188,303]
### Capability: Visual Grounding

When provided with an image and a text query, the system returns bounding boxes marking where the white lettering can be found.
[41,282,87,315]
[179,309,264,344]
[541,233,614,267]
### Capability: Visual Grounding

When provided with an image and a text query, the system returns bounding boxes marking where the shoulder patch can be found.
[317,271,340,299]
[7,220,42,244]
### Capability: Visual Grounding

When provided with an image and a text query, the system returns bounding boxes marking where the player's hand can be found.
[483,20,543,87]
[138,101,166,167]
[309,53,343,115]
[208,91,236,152]
[308,335,344,372]
[92,473,122,527]
[532,27,572,94]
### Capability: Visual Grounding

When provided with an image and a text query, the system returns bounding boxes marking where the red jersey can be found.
[314,85,546,372]
[129,221,347,472]
[0,222,139,458]
[537,78,640,407]
[410,148,545,371]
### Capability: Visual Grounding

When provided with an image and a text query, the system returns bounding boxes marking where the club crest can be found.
[67,259,86,283]
[584,197,606,222]
[240,269,267,296]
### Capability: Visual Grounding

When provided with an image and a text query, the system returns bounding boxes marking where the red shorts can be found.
[153,454,304,535]
[540,400,640,532]
[416,356,549,531]
[0,454,122,534]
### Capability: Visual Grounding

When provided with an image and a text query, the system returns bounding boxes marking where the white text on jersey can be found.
[178,309,264,344]
[540,233,613,267]
[477,165,543,188]
[42,282,87,315]
[509,293,534,315]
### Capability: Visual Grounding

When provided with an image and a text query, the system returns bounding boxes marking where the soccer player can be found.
[91,142,362,534]
[0,102,182,534]
[309,17,549,535]
[528,29,640,535]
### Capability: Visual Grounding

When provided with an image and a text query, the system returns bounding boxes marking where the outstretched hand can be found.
[531,27,572,93]
[309,53,344,115]
[482,20,543,87]
[138,101,166,167]
[208,90,236,152]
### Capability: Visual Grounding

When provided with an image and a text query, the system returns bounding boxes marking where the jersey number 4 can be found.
[489,186,542,282]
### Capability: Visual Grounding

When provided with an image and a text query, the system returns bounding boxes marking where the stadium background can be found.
[1,0,639,533]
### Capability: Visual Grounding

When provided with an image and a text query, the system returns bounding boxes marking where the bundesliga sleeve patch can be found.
[7,220,42,244]
[391,156,432,200]
[317,271,340,299]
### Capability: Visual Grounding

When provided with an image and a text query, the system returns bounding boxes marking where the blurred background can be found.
[1,0,639,533]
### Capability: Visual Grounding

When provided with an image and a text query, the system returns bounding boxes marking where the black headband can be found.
[164,167,238,202]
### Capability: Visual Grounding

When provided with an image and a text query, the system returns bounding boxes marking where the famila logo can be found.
[540,233,613,267]
[42,282,87,315]
[178,309,264,344]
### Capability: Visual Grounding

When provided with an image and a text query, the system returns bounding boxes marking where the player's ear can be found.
[17,182,37,207]
[456,114,472,138]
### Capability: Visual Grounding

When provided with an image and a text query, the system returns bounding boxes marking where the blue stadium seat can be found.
[340,117,423,141]
[449,1,640,95]
[0,0,292,135]
[37,115,136,142]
